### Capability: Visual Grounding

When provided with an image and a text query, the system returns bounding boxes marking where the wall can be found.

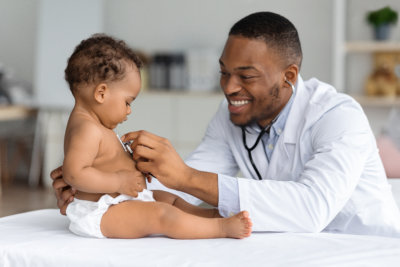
[34,0,104,108]
[104,0,333,83]
[0,0,334,97]
[347,0,400,41]
[0,0,38,84]
[4,0,400,100]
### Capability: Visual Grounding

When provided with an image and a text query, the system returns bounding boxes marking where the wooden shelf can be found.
[351,95,400,108]
[345,41,400,53]
[141,89,223,97]
[0,105,37,121]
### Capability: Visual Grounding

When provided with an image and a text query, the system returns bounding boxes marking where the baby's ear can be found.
[94,83,108,103]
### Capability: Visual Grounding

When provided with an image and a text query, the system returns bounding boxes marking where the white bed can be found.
[1,209,400,266]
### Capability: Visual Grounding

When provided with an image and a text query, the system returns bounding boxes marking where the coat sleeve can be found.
[238,103,375,232]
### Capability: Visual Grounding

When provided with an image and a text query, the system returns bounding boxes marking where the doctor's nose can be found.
[221,75,241,95]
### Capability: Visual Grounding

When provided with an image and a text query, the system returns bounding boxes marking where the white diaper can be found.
[66,189,155,238]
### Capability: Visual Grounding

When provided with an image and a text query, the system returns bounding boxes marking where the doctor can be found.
[52,11,400,237]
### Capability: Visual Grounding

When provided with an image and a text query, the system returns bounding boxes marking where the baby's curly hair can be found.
[65,34,142,93]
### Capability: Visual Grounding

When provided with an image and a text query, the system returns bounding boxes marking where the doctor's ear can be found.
[283,64,299,87]
[94,83,108,104]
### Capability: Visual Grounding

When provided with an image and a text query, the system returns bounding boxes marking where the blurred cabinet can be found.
[0,106,37,192]
[116,91,224,159]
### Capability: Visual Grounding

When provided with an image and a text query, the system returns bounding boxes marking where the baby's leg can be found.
[100,200,252,239]
[152,190,220,218]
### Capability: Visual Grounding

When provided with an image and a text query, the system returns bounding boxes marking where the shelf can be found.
[351,95,400,108]
[0,105,37,121]
[142,91,400,108]
[345,41,400,53]
[139,90,400,108]
[141,89,223,97]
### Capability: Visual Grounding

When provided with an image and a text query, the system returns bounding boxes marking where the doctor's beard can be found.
[230,83,282,129]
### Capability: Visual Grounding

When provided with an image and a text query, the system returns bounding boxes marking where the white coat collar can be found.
[281,75,309,144]
[282,75,347,144]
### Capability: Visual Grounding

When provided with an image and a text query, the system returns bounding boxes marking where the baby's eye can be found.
[126,102,131,107]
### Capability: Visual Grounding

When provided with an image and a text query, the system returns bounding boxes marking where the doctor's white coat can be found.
[185,76,400,237]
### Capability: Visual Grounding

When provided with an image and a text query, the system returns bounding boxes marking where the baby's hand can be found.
[117,169,147,197]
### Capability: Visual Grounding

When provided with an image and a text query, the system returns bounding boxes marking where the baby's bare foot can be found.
[221,211,252,239]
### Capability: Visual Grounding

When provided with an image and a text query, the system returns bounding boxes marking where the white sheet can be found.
[1,209,400,266]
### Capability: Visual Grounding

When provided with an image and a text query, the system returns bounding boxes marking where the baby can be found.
[62,34,252,239]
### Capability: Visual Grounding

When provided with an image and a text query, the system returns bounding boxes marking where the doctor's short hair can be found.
[229,11,303,69]
[65,33,142,94]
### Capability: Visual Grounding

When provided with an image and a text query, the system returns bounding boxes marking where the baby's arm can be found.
[63,122,139,195]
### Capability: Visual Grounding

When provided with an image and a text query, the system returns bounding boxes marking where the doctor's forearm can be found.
[180,168,219,207]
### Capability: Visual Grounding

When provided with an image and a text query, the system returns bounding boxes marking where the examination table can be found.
[1,208,400,266]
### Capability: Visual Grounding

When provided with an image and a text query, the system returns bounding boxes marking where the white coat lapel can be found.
[282,77,309,144]
[267,135,290,180]
[268,77,342,180]
[267,76,309,180]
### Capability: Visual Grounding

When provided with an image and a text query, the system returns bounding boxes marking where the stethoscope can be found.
[241,79,295,180]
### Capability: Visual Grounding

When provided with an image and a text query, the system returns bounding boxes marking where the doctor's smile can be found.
[227,98,251,114]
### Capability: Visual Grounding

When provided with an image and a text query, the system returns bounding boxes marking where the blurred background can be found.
[1,0,400,216]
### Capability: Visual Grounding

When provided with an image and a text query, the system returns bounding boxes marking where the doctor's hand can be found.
[50,166,76,215]
[122,130,191,191]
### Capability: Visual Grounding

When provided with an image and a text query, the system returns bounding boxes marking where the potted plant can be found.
[366,6,398,40]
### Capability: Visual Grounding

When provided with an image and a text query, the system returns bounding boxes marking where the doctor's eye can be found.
[219,70,229,76]
[240,75,254,80]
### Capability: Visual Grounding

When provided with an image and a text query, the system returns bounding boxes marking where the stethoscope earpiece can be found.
[285,79,295,92]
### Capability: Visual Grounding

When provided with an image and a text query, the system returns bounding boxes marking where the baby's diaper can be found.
[66,189,155,238]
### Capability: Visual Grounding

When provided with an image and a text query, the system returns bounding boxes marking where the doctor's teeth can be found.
[231,100,249,106]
